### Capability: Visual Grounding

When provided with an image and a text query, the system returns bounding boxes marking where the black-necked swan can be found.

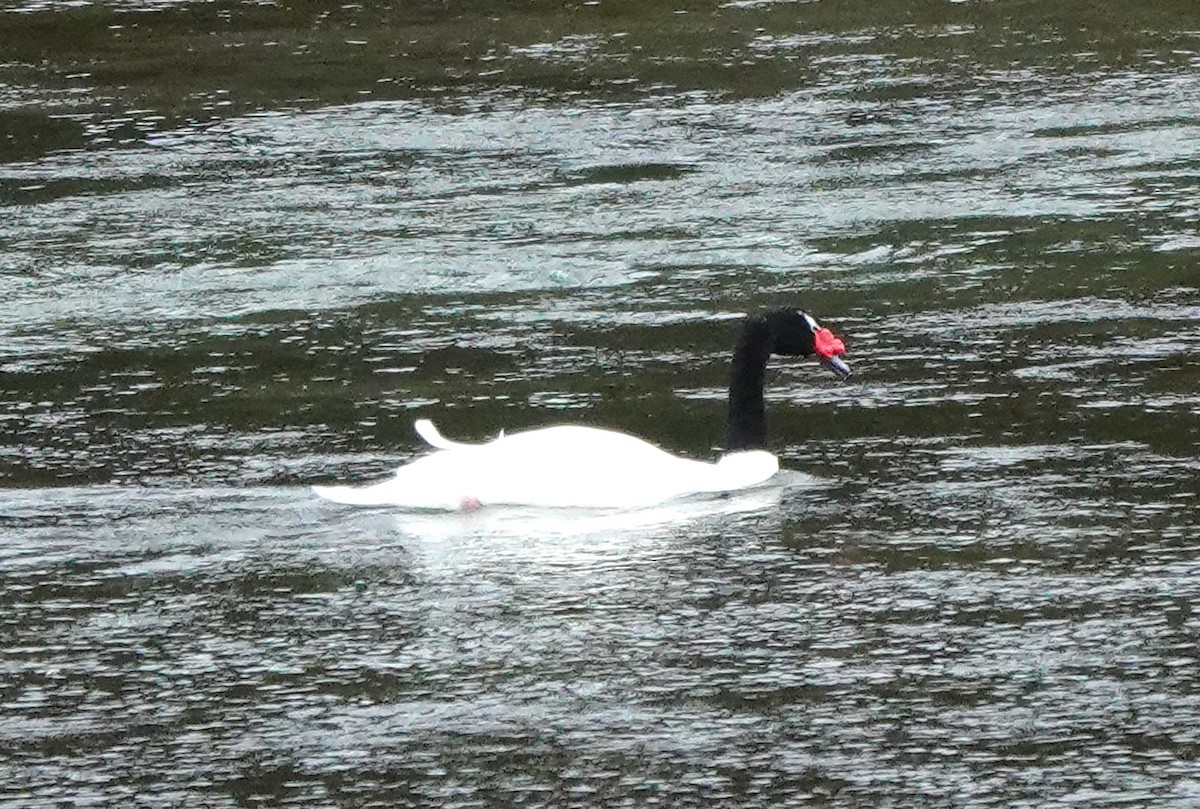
[311,307,849,510]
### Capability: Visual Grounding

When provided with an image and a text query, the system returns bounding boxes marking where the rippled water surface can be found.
[3,1,1199,805]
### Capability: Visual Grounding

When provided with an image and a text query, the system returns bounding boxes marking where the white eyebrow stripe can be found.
[802,312,820,332]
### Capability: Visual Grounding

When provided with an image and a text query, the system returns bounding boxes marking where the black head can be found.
[761,308,819,356]
[758,307,851,377]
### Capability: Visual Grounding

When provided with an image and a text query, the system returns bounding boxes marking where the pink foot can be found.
[459,496,483,512]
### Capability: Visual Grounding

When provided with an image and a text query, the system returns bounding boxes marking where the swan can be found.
[311,307,850,510]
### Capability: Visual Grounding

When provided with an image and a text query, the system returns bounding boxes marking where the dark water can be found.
[3,1,1199,806]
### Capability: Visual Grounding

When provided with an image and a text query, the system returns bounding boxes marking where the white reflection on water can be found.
[0,473,814,574]
[5,66,1199,349]
[380,483,793,567]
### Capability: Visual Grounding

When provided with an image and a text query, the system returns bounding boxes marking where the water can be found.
[2,1,1199,805]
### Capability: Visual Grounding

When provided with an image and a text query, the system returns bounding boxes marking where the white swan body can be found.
[312,419,779,510]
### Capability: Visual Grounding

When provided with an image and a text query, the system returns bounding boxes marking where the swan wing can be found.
[464,426,701,508]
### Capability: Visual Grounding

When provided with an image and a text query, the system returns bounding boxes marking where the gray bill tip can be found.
[822,355,851,379]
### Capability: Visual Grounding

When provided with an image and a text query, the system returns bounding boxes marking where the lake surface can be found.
[2,1,1199,805]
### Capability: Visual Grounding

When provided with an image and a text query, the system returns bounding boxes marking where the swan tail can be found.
[415,418,493,450]
[414,419,459,449]
[414,419,503,449]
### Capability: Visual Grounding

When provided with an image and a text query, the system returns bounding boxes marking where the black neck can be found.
[725,316,772,451]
